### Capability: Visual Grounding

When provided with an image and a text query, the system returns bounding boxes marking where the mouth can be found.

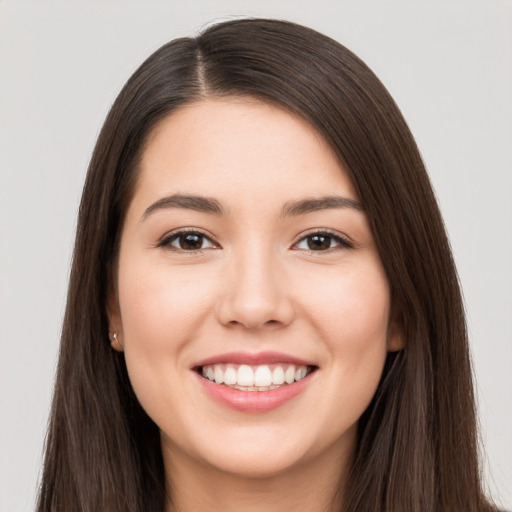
[195,362,317,392]
[191,352,318,412]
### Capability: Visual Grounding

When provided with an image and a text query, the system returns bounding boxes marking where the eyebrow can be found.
[281,196,363,216]
[142,194,224,221]
[141,193,363,221]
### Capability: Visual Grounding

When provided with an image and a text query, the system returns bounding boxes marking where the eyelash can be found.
[292,230,353,252]
[157,229,218,252]
[157,229,353,253]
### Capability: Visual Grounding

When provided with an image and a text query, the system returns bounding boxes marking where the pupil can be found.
[308,235,331,250]
[180,233,202,250]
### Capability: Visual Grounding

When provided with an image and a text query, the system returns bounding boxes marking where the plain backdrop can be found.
[0,1,511,511]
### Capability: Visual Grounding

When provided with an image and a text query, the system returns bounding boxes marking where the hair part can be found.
[37,18,496,512]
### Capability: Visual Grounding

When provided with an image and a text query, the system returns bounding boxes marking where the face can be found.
[110,98,402,480]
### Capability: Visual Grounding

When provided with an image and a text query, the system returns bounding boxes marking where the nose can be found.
[215,244,295,330]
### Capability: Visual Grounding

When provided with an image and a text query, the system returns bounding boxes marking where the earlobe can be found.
[109,332,124,352]
[107,287,123,351]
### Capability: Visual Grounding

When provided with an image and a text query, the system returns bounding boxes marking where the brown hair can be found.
[37,18,496,512]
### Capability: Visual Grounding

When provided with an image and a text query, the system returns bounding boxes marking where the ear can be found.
[387,302,405,352]
[107,285,124,352]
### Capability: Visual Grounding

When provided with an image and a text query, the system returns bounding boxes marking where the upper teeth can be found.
[201,364,310,390]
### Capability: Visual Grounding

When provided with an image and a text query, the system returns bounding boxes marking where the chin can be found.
[167,418,355,480]
[202,446,309,480]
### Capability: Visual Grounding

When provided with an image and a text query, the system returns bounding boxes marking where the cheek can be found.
[118,260,214,349]
[116,259,219,426]
[297,260,391,403]
[299,260,391,349]
[116,259,213,399]
[315,268,391,433]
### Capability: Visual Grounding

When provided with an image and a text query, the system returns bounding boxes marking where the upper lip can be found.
[193,351,317,368]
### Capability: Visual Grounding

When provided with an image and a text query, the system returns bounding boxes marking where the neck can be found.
[162,435,354,512]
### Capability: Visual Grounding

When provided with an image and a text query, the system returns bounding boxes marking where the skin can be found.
[109,98,403,512]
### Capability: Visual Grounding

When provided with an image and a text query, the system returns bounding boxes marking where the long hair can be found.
[37,18,496,512]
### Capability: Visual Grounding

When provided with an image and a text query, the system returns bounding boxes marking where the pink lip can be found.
[192,351,317,413]
[194,371,315,413]
[193,351,315,367]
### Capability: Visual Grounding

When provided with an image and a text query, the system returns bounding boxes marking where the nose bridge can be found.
[217,236,294,329]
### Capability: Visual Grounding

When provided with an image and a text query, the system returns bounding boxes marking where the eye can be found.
[294,231,352,251]
[159,231,218,251]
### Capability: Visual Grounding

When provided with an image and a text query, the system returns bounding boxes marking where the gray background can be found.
[0,1,510,510]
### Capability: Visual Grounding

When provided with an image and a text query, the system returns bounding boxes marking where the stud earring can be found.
[110,332,123,351]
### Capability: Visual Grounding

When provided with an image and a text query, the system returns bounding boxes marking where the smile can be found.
[200,363,313,391]
[193,352,318,412]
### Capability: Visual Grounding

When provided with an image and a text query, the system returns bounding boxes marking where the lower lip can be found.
[195,372,314,412]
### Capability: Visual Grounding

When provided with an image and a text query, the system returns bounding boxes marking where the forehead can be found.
[134,98,358,210]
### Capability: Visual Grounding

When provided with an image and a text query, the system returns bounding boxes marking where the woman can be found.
[37,18,498,512]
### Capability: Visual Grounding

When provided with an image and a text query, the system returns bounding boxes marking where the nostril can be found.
[215,280,295,329]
